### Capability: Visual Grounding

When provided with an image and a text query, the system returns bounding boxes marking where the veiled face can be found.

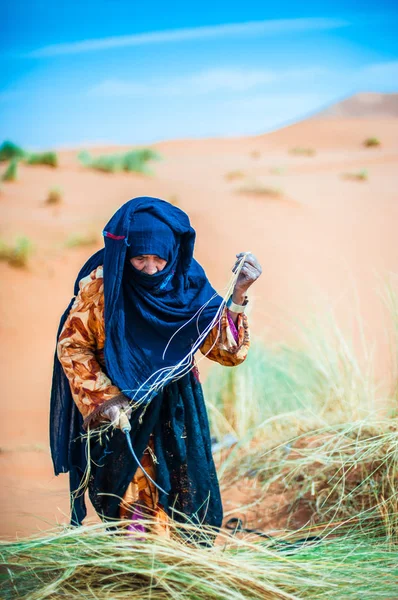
[130,254,167,275]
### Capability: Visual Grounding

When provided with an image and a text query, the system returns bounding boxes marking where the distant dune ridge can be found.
[314,92,398,119]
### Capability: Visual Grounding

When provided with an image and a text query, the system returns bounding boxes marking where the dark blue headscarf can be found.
[102,197,223,403]
[50,197,224,500]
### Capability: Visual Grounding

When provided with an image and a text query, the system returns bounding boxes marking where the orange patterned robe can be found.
[57,266,250,534]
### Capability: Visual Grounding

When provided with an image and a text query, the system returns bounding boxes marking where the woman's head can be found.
[126,210,177,275]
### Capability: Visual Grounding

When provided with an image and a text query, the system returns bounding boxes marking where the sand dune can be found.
[0,113,397,537]
[315,92,398,119]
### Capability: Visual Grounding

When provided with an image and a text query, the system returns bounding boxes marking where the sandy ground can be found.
[0,117,397,538]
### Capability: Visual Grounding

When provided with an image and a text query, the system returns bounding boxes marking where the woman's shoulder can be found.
[77,266,104,300]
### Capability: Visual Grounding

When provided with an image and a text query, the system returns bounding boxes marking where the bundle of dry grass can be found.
[221,419,398,540]
[1,519,397,599]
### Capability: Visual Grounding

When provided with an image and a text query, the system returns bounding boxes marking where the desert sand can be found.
[1,102,397,537]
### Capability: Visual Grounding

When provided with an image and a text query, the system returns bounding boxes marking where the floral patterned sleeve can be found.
[199,307,250,366]
[57,266,122,424]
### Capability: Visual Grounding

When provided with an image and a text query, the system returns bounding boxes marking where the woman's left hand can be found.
[232,252,262,301]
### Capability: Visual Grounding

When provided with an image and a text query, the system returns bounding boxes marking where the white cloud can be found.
[88,66,326,98]
[25,18,349,58]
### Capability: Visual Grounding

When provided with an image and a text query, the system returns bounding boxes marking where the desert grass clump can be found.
[269,167,287,175]
[66,232,99,248]
[1,158,19,182]
[289,147,316,157]
[250,150,261,159]
[1,519,397,600]
[0,236,33,268]
[25,151,58,167]
[237,182,282,199]
[205,304,380,443]
[0,140,26,162]
[78,148,161,175]
[46,186,63,205]
[225,170,245,181]
[363,137,380,148]
[342,169,368,182]
[222,420,398,539]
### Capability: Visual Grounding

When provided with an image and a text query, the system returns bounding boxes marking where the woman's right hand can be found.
[101,398,132,428]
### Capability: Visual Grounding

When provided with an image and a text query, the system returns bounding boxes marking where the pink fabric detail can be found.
[103,231,126,240]
[192,365,201,383]
[127,505,146,539]
[227,309,239,343]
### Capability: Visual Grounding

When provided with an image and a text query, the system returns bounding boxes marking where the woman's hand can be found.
[232,252,262,304]
[101,397,132,429]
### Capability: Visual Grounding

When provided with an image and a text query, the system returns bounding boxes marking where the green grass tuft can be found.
[269,167,287,175]
[78,148,161,175]
[45,186,63,205]
[1,158,19,182]
[363,137,380,148]
[342,169,368,181]
[0,140,26,162]
[0,236,34,267]
[25,151,58,167]
[1,521,397,599]
[237,182,282,198]
[289,147,316,157]
[225,170,245,181]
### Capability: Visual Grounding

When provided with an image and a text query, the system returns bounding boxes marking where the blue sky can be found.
[1,1,397,149]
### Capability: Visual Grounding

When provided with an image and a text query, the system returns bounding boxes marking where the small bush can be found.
[78,148,161,175]
[342,169,368,182]
[364,137,380,148]
[1,158,19,182]
[46,186,63,205]
[25,151,58,167]
[0,236,33,267]
[66,232,99,248]
[250,150,261,159]
[0,140,26,162]
[238,182,282,198]
[269,167,286,175]
[289,147,316,157]
[225,170,245,181]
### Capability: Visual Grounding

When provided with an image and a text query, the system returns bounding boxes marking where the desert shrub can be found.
[46,186,63,205]
[289,147,316,157]
[0,140,26,162]
[25,151,58,167]
[250,150,261,159]
[364,137,380,148]
[237,183,282,198]
[225,170,245,181]
[66,232,99,248]
[78,148,161,175]
[342,169,368,181]
[0,236,33,267]
[1,157,19,182]
[269,167,286,175]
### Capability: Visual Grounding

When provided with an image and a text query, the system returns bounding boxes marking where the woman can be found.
[50,196,261,539]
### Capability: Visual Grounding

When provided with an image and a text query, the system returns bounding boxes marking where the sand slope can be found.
[0,116,397,537]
